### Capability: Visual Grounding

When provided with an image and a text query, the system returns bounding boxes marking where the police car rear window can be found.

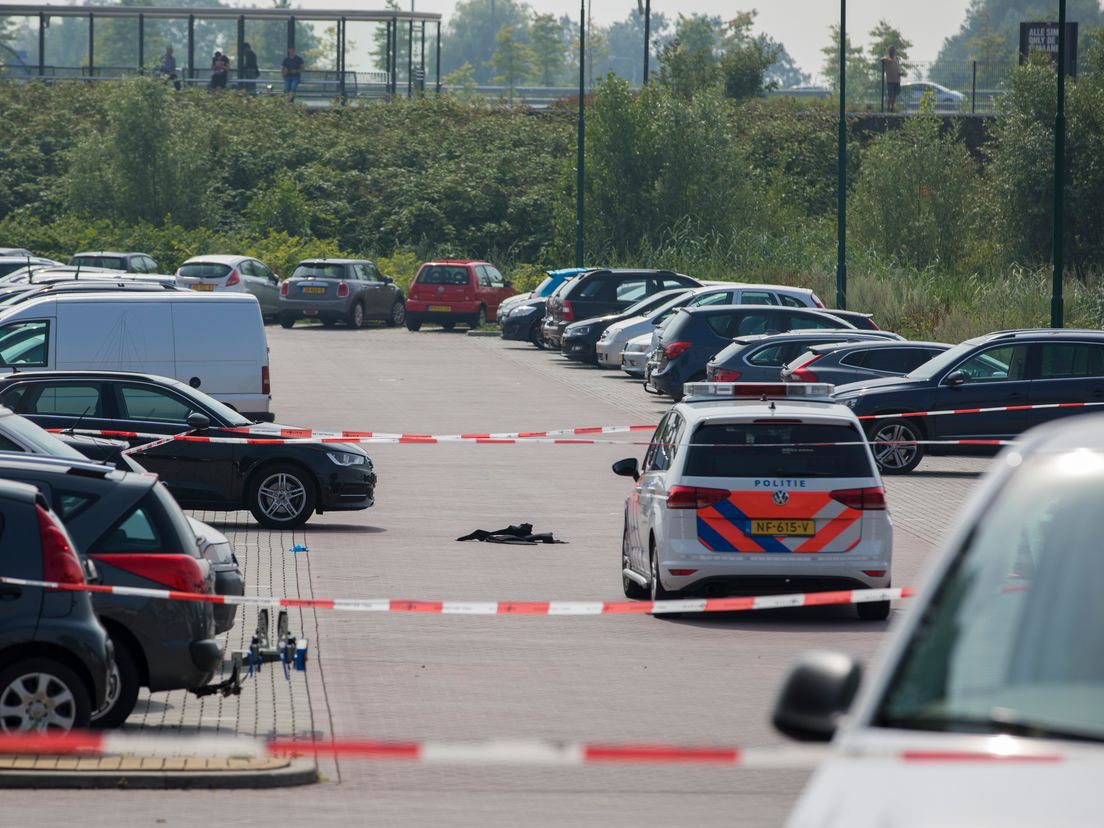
[684,423,871,478]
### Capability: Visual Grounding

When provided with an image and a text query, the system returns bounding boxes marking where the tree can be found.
[488,25,533,99]
[867,19,912,78]
[602,8,670,85]
[766,42,810,89]
[441,0,531,84]
[657,14,722,97]
[529,13,567,85]
[820,23,874,101]
[718,12,778,100]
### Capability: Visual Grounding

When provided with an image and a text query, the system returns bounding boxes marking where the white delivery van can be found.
[0,291,272,418]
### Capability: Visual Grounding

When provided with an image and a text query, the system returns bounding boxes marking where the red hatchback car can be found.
[405,260,516,331]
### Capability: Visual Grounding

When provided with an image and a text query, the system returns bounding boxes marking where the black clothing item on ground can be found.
[457,524,566,544]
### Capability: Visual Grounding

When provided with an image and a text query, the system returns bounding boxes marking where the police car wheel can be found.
[649,543,676,601]
[857,599,891,621]
[867,419,924,474]
[622,526,648,600]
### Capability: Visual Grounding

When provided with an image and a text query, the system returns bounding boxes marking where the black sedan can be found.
[499,296,548,347]
[560,288,693,364]
[0,371,376,528]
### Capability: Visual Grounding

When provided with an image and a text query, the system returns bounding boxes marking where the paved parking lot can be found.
[8,326,992,826]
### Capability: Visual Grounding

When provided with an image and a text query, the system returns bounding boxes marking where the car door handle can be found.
[0,585,21,599]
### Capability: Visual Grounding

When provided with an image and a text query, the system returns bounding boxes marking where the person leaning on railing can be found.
[160,45,180,91]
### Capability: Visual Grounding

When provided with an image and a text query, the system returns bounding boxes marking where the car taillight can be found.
[812,293,825,308]
[666,486,730,509]
[664,341,692,360]
[830,487,887,511]
[225,270,240,287]
[561,300,575,322]
[789,354,823,382]
[866,319,881,330]
[36,505,85,585]
[262,365,271,395]
[712,368,743,382]
[337,281,349,298]
[96,554,210,594]
[279,280,289,297]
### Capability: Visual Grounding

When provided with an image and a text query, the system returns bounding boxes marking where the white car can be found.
[175,254,281,320]
[775,412,1104,826]
[595,283,824,370]
[620,333,654,377]
[613,382,892,618]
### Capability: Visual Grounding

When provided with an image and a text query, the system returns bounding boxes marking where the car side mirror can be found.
[383,276,394,284]
[187,412,211,430]
[943,370,966,387]
[772,650,862,743]
[612,457,640,481]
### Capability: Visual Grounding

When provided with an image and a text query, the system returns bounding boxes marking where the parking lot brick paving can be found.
[4,326,994,825]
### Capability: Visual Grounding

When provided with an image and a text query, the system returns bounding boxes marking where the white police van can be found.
[612,382,893,619]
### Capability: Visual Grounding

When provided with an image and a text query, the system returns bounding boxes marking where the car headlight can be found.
[842,397,859,408]
[327,451,367,466]
[571,325,592,336]
[511,305,539,316]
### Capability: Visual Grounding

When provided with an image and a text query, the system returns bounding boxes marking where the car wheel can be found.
[530,322,545,349]
[405,317,422,332]
[0,658,92,733]
[279,314,296,329]
[387,301,406,327]
[247,464,317,529]
[441,321,456,331]
[346,301,366,329]
[867,419,925,474]
[472,306,487,329]
[622,525,648,600]
[649,541,676,602]
[90,641,140,729]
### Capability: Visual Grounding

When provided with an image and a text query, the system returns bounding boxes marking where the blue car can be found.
[499,268,590,348]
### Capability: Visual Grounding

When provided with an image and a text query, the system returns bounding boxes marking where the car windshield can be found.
[72,256,125,270]
[532,276,555,297]
[0,413,88,460]
[906,341,978,380]
[876,450,1104,742]
[683,423,871,478]
[417,266,469,285]
[178,263,232,279]
[293,263,345,279]
[159,381,251,427]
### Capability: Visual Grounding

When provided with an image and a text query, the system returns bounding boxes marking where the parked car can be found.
[774,413,1104,826]
[496,267,590,320]
[0,256,59,279]
[0,371,376,529]
[782,340,951,385]
[646,306,856,401]
[0,247,34,258]
[0,280,182,314]
[0,455,220,728]
[0,477,112,732]
[0,265,126,286]
[561,288,693,364]
[597,283,828,370]
[69,251,161,274]
[278,258,405,329]
[544,269,702,350]
[899,81,964,111]
[405,260,515,331]
[833,329,1104,474]
[0,290,273,421]
[174,255,281,320]
[706,330,903,383]
[619,333,655,377]
[822,309,881,330]
[500,296,555,348]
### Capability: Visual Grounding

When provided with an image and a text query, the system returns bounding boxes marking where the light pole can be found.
[1051,0,1067,328]
[836,0,847,310]
[575,0,586,268]
[643,0,651,85]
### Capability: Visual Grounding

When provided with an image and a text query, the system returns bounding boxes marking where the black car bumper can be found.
[561,332,601,362]
[501,315,539,340]
[648,364,686,397]
[213,565,244,634]
[317,467,377,512]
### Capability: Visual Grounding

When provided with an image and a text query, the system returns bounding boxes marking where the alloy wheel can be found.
[0,671,79,732]
[256,472,308,521]
[871,423,919,471]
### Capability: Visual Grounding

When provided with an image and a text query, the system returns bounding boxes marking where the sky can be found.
[283,0,976,81]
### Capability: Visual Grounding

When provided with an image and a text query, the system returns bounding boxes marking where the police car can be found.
[612,382,893,619]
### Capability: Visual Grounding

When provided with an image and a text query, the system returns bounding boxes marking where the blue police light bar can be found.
[683,382,836,400]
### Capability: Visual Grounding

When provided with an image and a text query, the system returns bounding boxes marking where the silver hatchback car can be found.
[775,412,1104,826]
[278,259,406,330]
[175,254,281,320]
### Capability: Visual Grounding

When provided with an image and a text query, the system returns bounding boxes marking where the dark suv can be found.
[0,456,221,728]
[0,478,112,732]
[544,269,701,349]
[647,306,855,400]
[833,329,1104,474]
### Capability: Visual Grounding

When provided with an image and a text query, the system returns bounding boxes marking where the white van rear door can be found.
[172,298,267,398]
[55,299,175,377]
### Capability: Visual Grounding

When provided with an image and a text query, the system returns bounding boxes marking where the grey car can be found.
[0,478,112,732]
[279,258,406,329]
[0,455,221,729]
[174,254,281,320]
[705,330,904,383]
[781,340,951,386]
[69,251,161,273]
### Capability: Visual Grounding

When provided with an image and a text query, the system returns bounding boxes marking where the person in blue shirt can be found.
[281,47,304,96]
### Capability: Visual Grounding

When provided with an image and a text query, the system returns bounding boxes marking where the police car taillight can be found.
[667,486,729,509]
[682,382,835,400]
[830,487,886,510]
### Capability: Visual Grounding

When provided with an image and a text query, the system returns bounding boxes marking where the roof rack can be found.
[683,382,836,401]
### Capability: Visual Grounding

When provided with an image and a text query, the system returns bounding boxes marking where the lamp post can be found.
[575,0,586,268]
[1051,0,1067,328]
[643,0,651,85]
[836,0,847,309]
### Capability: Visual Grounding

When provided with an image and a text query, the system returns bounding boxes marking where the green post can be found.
[835,0,847,310]
[575,0,586,268]
[1051,0,1067,328]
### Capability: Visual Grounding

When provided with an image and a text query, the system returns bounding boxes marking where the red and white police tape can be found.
[0,731,1075,766]
[0,576,914,615]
